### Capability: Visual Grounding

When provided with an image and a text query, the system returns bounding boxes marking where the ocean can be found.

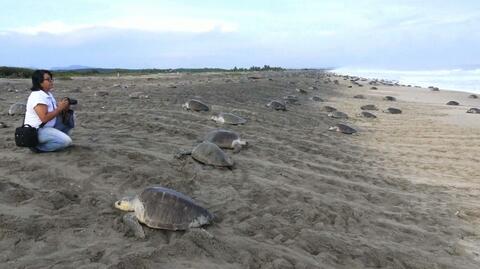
[332,68,480,94]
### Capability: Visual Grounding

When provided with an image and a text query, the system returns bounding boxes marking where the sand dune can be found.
[0,71,479,268]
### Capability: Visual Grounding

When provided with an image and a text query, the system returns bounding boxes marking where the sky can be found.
[0,0,479,69]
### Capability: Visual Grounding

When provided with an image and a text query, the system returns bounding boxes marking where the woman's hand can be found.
[58,98,70,111]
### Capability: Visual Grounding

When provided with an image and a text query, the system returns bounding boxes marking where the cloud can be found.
[3,16,237,36]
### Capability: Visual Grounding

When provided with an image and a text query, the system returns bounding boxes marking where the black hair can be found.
[31,70,53,91]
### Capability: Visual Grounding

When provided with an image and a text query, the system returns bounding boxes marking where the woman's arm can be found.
[34,99,69,123]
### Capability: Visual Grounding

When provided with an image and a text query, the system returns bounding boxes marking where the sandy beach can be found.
[1,71,479,269]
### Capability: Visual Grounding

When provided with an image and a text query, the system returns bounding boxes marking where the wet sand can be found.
[0,71,479,268]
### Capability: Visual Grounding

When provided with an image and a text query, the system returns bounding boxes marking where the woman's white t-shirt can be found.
[24,90,57,128]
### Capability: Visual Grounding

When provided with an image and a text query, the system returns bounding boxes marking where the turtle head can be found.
[115,196,136,211]
[232,139,248,153]
[182,102,189,110]
[328,126,337,131]
[211,115,224,123]
[233,139,248,147]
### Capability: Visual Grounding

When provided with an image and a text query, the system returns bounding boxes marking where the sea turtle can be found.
[266,100,287,111]
[310,96,324,102]
[8,103,26,116]
[283,95,299,105]
[429,86,440,91]
[383,107,402,114]
[211,112,247,125]
[94,91,109,97]
[446,101,459,106]
[129,92,149,99]
[203,129,248,153]
[176,141,234,167]
[328,124,357,134]
[328,111,348,119]
[320,105,337,112]
[370,87,378,90]
[295,88,308,94]
[358,111,377,118]
[383,96,396,101]
[466,108,480,114]
[468,94,478,99]
[115,186,214,238]
[353,95,365,99]
[182,99,210,112]
[360,104,378,111]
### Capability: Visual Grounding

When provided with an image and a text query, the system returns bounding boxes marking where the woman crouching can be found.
[25,70,74,152]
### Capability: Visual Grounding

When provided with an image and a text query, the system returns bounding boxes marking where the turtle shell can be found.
[187,99,209,111]
[359,111,377,118]
[321,106,337,112]
[204,129,240,149]
[192,141,234,167]
[383,96,396,101]
[219,113,247,125]
[267,100,286,111]
[384,107,402,114]
[336,124,357,134]
[311,96,324,102]
[137,186,213,230]
[328,111,348,119]
[8,103,26,116]
[466,108,480,114]
[360,104,378,111]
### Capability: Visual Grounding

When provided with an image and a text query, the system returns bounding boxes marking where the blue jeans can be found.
[34,116,73,152]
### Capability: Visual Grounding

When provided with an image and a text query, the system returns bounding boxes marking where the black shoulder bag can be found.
[15,117,46,148]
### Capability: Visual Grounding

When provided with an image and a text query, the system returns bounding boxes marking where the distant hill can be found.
[50,65,93,71]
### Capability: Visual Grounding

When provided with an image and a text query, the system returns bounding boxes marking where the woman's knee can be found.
[37,128,72,151]
[63,135,72,147]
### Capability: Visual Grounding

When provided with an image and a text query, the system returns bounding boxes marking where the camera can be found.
[65,97,78,105]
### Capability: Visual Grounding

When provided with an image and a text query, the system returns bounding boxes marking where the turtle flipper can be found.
[123,213,145,239]
[174,149,192,159]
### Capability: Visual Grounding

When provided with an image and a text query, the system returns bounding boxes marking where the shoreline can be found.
[331,68,480,95]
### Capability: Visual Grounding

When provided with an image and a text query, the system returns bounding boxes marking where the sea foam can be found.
[333,68,480,94]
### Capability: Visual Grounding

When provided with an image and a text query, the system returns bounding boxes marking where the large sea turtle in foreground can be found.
[211,112,247,125]
[176,141,234,167]
[182,99,210,112]
[203,129,248,153]
[115,186,214,238]
[328,124,357,134]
